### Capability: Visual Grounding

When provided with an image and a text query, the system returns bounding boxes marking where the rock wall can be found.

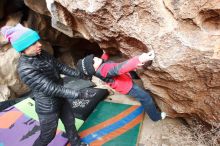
[46,0,220,125]
[1,0,219,125]
[0,44,28,100]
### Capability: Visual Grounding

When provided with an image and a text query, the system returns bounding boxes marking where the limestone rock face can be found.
[26,10,80,50]
[0,47,28,100]
[46,0,220,125]
[0,85,11,102]
[24,0,50,16]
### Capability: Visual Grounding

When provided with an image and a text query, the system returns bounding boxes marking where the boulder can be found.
[46,0,220,125]
[0,48,28,100]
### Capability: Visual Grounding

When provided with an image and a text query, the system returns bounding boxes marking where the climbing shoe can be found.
[161,112,167,120]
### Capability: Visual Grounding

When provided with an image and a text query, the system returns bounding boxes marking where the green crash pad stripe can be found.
[81,107,143,143]
[79,101,137,131]
[14,98,84,131]
[79,101,144,146]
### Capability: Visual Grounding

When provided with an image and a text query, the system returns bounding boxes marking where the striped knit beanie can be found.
[0,23,40,52]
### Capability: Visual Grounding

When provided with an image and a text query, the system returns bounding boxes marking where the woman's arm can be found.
[18,63,80,99]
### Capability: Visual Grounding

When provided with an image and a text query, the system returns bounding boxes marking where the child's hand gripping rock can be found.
[138,50,155,66]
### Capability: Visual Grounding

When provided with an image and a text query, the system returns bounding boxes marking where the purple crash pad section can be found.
[0,107,68,146]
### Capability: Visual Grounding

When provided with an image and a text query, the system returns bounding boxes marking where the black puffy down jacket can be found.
[17,50,81,114]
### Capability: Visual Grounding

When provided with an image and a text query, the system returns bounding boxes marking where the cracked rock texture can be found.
[3,0,220,125]
[47,0,220,125]
[0,46,28,100]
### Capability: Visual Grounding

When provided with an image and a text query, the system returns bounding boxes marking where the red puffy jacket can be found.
[95,53,140,94]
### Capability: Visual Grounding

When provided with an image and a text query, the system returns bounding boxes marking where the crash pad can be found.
[14,98,84,131]
[0,98,83,146]
[79,101,144,146]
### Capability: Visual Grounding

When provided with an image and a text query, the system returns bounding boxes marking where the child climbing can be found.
[77,50,166,121]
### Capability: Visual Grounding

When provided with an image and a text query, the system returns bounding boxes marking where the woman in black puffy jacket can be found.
[1,24,93,146]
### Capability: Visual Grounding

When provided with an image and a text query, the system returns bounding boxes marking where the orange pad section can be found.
[0,111,23,128]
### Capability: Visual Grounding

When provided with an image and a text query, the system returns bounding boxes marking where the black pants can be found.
[33,101,81,146]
